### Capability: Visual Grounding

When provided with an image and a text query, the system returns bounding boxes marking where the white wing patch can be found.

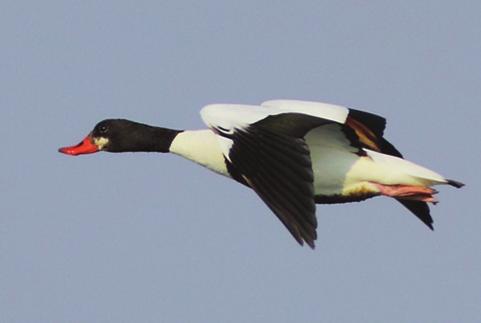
[200,99,351,173]
[200,104,268,133]
[200,104,262,161]
[200,100,350,135]
[261,100,349,124]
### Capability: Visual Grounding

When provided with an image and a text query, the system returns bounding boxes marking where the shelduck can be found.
[59,100,463,248]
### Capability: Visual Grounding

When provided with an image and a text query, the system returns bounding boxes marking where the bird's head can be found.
[59,119,180,156]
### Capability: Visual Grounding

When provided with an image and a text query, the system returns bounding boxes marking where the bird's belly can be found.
[311,149,430,202]
[310,147,377,198]
[305,124,378,200]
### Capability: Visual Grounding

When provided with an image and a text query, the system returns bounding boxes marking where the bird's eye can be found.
[98,125,108,134]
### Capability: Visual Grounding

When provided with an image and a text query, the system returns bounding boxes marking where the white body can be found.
[170,129,229,177]
[171,100,449,198]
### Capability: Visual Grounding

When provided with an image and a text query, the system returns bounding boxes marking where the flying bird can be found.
[59,100,463,248]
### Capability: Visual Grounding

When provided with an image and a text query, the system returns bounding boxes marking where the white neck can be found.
[169,129,229,177]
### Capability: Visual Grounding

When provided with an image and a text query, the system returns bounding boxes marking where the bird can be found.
[59,99,463,248]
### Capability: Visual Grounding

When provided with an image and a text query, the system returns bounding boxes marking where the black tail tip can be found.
[447,179,465,188]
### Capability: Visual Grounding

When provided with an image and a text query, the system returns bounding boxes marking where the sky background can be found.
[1,1,480,322]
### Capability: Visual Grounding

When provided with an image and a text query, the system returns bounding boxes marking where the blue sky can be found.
[1,1,480,322]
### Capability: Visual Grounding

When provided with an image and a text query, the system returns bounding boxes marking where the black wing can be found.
[221,113,330,248]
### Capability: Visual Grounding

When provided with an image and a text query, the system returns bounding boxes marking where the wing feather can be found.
[227,126,318,247]
[200,104,333,247]
[199,100,436,244]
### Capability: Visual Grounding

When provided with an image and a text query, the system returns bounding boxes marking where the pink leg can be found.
[372,183,439,204]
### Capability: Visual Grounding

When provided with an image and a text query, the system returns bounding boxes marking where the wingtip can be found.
[306,240,316,249]
[295,237,316,249]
